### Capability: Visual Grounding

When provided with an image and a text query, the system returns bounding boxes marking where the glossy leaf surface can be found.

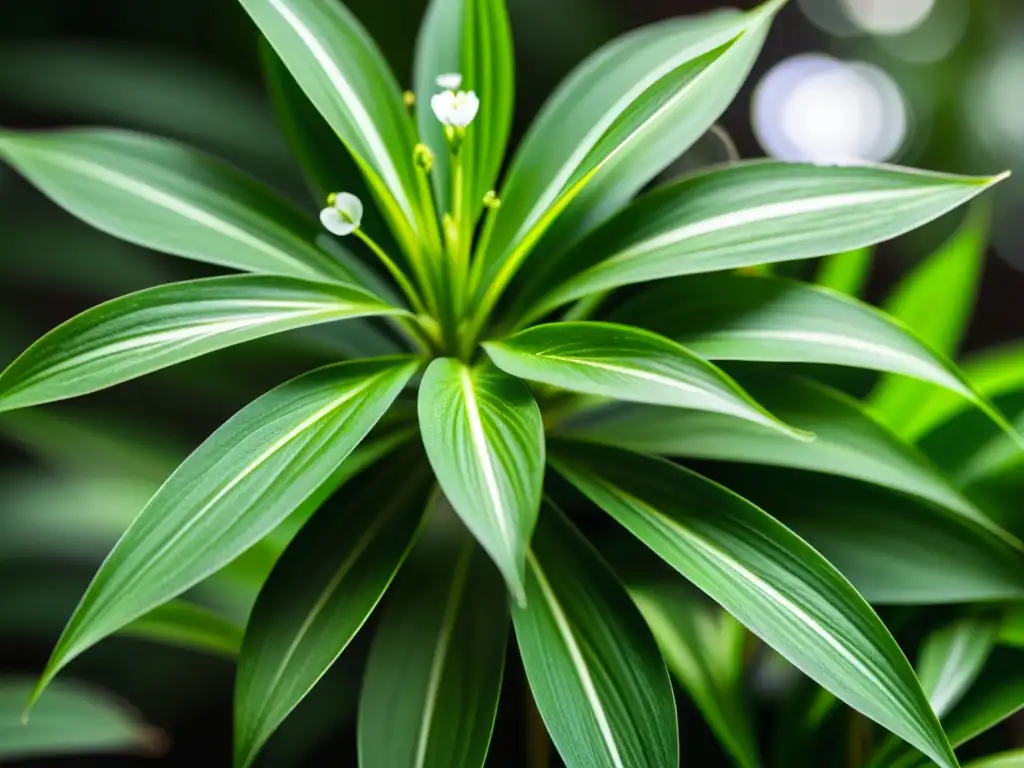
[121,599,243,658]
[550,442,960,768]
[485,322,807,438]
[358,507,508,768]
[513,506,678,768]
[235,449,432,768]
[418,358,544,602]
[0,128,351,281]
[0,275,405,412]
[918,617,998,719]
[32,357,417,703]
[521,161,1004,320]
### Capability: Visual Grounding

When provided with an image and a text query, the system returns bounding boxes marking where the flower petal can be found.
[332,192,364,228]
[320,207,356,236]
[436,72,463,90]
[431,92,455,127]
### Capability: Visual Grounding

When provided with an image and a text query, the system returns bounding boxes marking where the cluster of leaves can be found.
[1,0,1022,766]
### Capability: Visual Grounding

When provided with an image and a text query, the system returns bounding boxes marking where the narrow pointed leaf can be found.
[417,358,544,602]
[550,442,960,768]
[358,505,508,768]
[415,0,514,229]
[484,322,808,439]
[475,4,778,301]
[965,751,1024,768]
[632,584,761,768]
[719,469,1024,605]
[513,505,677,768]
[0,128,353,282]
[237,0,422,251]
[870,202,990,432]
[32,357,417,704]
[521,162,1005,321]
[1,678,162,761]
[235,449,432,768]
[918,617,998,719]
[120,600,244,658]
[815,246,873,297]
[608,274,1020,446]
[0,275,407,412]
[560,373,1013,544]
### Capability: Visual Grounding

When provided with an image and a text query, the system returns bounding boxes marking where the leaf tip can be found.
[988,169,1012,185]
[750,0,790,20]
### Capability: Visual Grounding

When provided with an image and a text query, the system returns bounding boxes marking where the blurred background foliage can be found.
[1,0,1023,765]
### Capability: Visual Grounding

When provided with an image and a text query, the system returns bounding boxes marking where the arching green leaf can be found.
[234,449,432,768]
[815,247,873,297]
[30,356,417,707]
[418,359,544,602]
[0,275,407,412]
[513,504,677,768]
[358,505,508,768]
[550,442,960,768]
[518,162,1004,322]
[121,600,244,658]
[484,322,808,439]
[918,617,998,719]
[0,128,352,282]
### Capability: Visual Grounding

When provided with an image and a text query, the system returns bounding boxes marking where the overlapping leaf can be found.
[121,600,244,658]
[418,359,544,602]
[484,322,807,438]
[237,0,423,253]
[550,442,960,768]
[0,275,406,412]
[517,161,1005,322]
[559,373,1011,543]
[513,505,678,768]
[0,129,352,281]
[30,356,417,704]
[235,449,432,768]
[918,617,999,719]
[358,506,508,768]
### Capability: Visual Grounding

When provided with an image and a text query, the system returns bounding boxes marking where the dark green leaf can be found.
[965,750,1024,768]
[0,275,407,412]
[1,678,162,760]
[559,373,1013,545]
[31,356,417,705]
[720,469,1024,605]
[237,0,424,255]
[418,358,544,602]
[0,128,352,282]
[358,502,508,768]
[513,504,677,768]
[234,449,432,768]
[632,584,760,768]
[550,442,959,768]
[484,322,808,439]
[120,599,243,658]
[519,162,1005,321]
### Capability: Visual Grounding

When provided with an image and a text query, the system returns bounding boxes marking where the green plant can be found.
[0,0,1021,765]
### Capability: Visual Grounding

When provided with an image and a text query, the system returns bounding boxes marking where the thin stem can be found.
[450,152,468,313]
[353,228,427,316]
[413,164,445,316]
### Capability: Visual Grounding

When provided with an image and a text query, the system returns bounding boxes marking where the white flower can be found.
[319,192,363,236]
[435,72,463,90]
[430,90,480,129]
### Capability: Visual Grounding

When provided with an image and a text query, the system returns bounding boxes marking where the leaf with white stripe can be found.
[358,506,508,768]
[559,373,1015,545]
[519,161,1006,321]
[918,617,998,719]
[473,3,778,309]
[549,441,960,768]
[513,504,677,768]
[608,274,1021,447]
[235,448,432,768]
[237,0,423,253]
[30,356,417,707]
[417,358,545,603]
[0,128,354,282]
[0,275,407,412]
[483,322,808,439]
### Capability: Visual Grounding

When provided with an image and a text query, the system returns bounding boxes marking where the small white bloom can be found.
[320,192,363,236]
[435,72,463,90]
[430,90,480,129]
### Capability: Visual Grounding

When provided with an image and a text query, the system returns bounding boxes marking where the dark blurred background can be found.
[1,0,1023,765]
